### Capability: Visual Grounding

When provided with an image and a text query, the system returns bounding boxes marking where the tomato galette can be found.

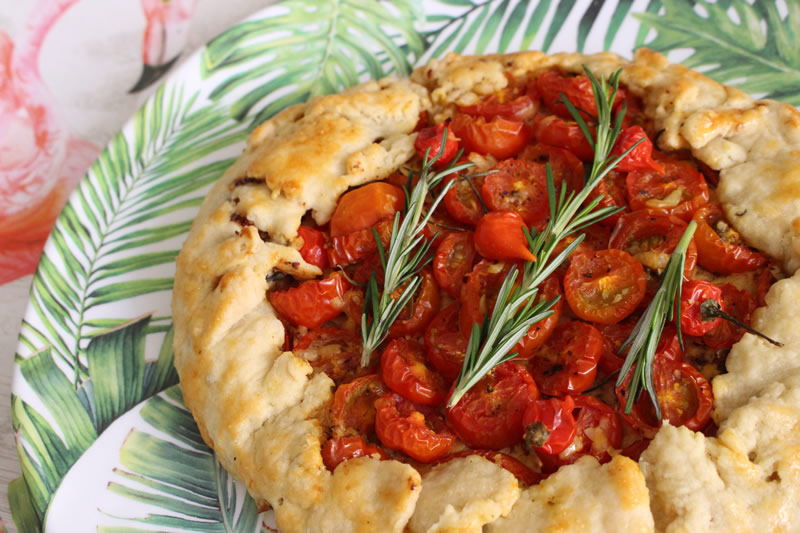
[172,49,800,532]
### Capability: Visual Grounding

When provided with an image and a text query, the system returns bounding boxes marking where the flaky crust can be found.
[172,49,800,532]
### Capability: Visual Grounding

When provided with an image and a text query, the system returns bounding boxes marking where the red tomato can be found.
[609,210,697,280]
[522,395,577,455]
[451,113,533,159]
[424,303,467,381]
[422,203,468,247]
[415,122,459,167]
[294,328,364,385]
[679,280,724,337]
[585,170,629,227]
[269,272,352,329]
[386,269,440,338]
[443,172,486,226]
[512,274,564,360]
[552,223,613,277]
[446,362,539,450]
[330,374,389,438]
[756,264,777,308]
[616,357,713,439]
[626,159,709,221]
[329,217,393,266]
[433,231,477,298]
[459,259,515,336]
[375,393,455,463]
[296,225,329,270]
[443,450,542,486]
[536,395,623,472]
[535,70,625,120]
[321,436,387,471]
[518,143,584,195]
[474,211,536,263]
[532,114,594,161]
[459,90,538,121]
[330,182,405,237]
[692,204,767,274]
[381,338,449,406]
[597,320,683,374]
[701,283,756,349]
[564,249,646,325]
[609,126,664,174]
[529,321,603,396]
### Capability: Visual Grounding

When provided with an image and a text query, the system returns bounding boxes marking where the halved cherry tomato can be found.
[474,211,536,262]
[294,328,364,385]
[321,436,387,471]
[532,114,594,161]
[536,395,623,473]
[381,338,448,406]
[446,362,539,450]
[585,170,629,227]
[433,231,477,298]
[626,159,709,221]
[329,217,394,266]
[609,210,697,279]
[535,70,625,120]
[415,122,459,167]
[552,223,613,277]
[375,393,455,463]
[512,274,563,359]
[443,172,486,226]
[529,321,603,396]
[679,280,724,337]
[269,272,352,329]
[460,90,538,121]
[387,269,440,338]
[692,204,767,274]
[701,283,756,349]
[330,182,405,237]
[609,126,664,174]
[443,450,542,486]
[564,249,646,325]
[459,259,515,335]
[597,320,683,374]
[296,225,329,270]
[330,374,389,438]
[616,357,713,439]
[523,395,577,455]
[424,303,467,381]
[518,143,585,199]
[451,113,533,159]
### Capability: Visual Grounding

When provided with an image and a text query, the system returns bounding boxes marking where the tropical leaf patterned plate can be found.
[10,0,800,531]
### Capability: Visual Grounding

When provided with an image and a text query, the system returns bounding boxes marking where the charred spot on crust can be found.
[231,176,265,188]
[230,213,270,242]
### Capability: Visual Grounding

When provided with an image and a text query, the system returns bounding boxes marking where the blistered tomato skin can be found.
[322,436,387,471]
[522,395,577,455]
[296,225,329,270]
[433,231,477,298]
[679,280,724,337]
[529,321,603,396]
[415,122,459,167]
[268,272,352,329]
[609,126,664,174]
[375,393,455,463]
[692,204,767,274]
[451,113,533,159]
[381,338,449,406]
[424,303,468,381]
[330,182,405,237]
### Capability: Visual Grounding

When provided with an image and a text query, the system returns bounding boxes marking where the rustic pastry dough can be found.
[172,49,800,532]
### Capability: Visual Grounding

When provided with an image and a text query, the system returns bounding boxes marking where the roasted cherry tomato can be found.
[330,374,389,438]
[564,249,646,325]
[609,210,697,279]
[585,170,629,227]
[443,171,486,226]
[296,225,329,270]
[597,320,683,374]
[424,303,467,381]
[529,321,603,396]
[532,114,594,161]
[294,328,364,385]
[701,283,756,349]
[756,264,778,308]
[415,122,459,167]
[386,269,440,338]
[459,259,515,335]
[443,450,542,486]
[552,223,613,277]
[535,70,624,120]
[523,395,577,455]
[459,89,538,121]
[626,159,709,221]
[381,338,449,406]
[375,393,455,463]
[616,357,713,439]
[269,272,352,329]
[609,126,664,174]
[536,395,623,473]
[433,231,477,298]
[679,280,724,337]
[474,211,536,263]
[518,143,585,196]
[446,362,539,450]
[512,274,564,360]
[692,204,767,274]
[321,436,387,471]
[329,217,393,266]
[451,113,533,159]
[330,182,405,237]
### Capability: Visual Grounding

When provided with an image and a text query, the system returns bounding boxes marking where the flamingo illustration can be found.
[0,0,197,285]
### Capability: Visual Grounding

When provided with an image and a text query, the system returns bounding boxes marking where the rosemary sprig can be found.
[360,130,474,366]
[448,67,640,407]
[616,220,697,418]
